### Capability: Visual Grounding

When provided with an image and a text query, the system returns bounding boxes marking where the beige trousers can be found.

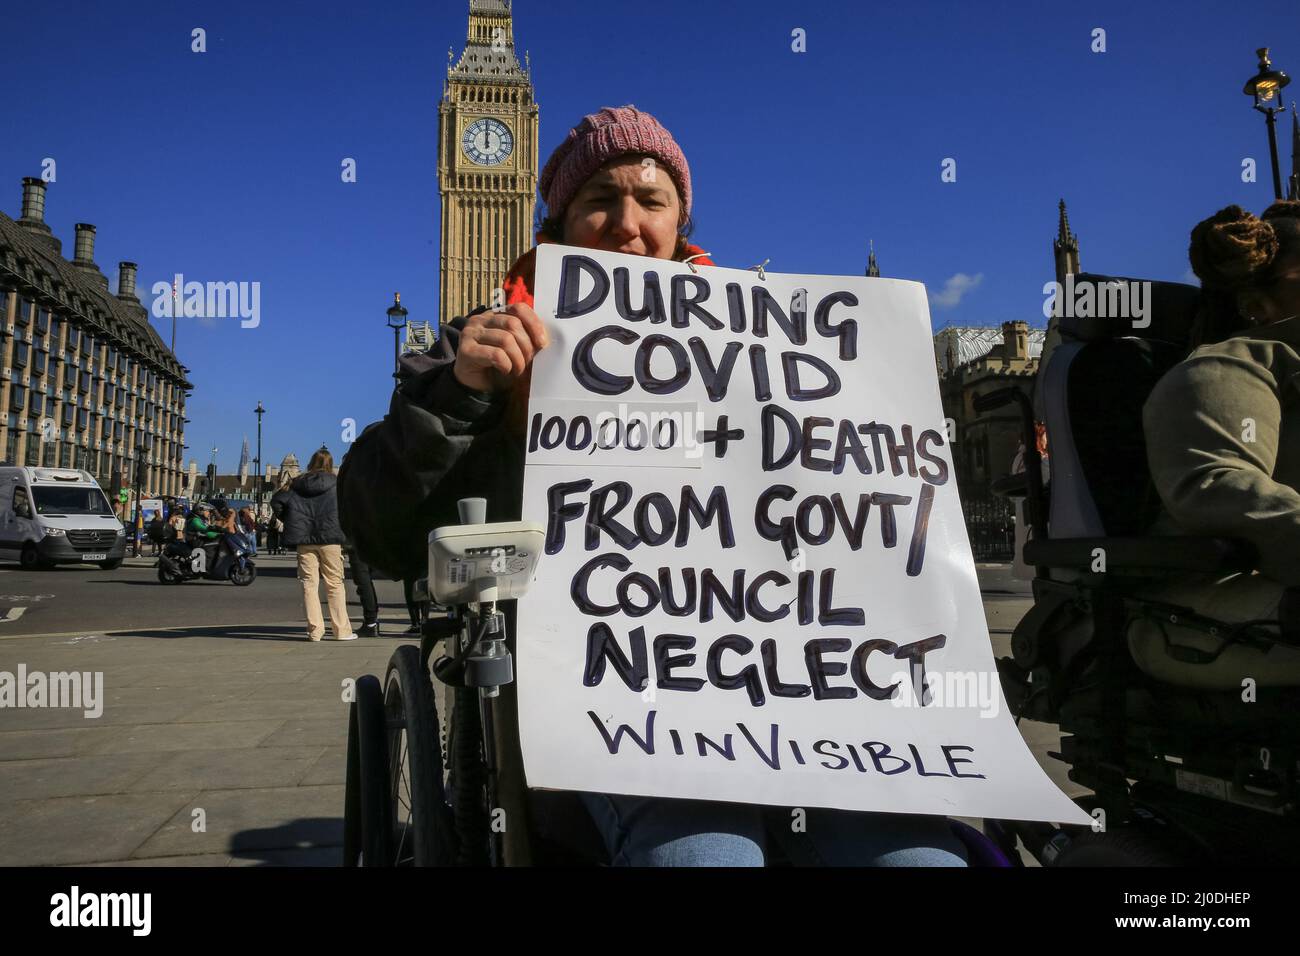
[297,544,352,639]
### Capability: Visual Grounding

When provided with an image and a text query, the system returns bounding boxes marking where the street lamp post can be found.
[131,454,143,558]
[253,401,266,512]
[1244,47,1292,200]
[386,292,408,382]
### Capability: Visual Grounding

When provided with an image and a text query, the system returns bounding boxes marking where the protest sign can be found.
[518,244,1090,824]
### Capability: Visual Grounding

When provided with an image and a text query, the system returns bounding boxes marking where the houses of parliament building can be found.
[0,177,190,497]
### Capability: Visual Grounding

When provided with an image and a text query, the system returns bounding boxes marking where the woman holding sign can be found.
[340,105,967,866]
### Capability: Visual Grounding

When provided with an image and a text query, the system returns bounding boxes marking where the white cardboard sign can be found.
[518,244,1089,825]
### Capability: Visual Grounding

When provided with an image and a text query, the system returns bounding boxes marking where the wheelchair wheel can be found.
[1051,828,1186,866]
[384,645,453,865]
[343,674,391,867]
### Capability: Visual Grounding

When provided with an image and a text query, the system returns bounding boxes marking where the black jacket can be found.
[280,471,347,548]
[338,314,606,863]
[338,319,523,579]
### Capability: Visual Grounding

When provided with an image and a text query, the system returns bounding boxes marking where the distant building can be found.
[264,451,301,486]
[189,450,304,502]
[930,201,1076,497]
[935,320,1044,493]
[0,178,191,495]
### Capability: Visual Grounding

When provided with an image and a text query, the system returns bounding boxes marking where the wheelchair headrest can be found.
[1056,273,1200,350]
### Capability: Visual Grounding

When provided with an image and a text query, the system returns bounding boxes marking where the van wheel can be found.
[20,545,49,571]
[99,558,123,571]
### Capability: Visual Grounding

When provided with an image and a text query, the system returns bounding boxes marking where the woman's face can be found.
[562,155,682,259]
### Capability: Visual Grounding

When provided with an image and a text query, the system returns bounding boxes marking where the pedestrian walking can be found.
[270,472,293,555]
[347,546,381,637]
[402,577,423,636]
[169,507,186,543]
[237,506,258,555]
[146,514,167,556]
[281,449,354,641]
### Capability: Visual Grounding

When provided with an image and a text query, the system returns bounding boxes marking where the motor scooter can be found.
[157,534,256,586]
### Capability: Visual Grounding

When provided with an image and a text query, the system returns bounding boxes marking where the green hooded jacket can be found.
[1142,315,1300,587]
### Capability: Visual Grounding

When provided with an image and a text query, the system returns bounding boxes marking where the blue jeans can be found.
[579,793,968,867]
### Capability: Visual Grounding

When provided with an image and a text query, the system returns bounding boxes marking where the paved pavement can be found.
[0,557,1084,866]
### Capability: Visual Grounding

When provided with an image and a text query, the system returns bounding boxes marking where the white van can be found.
[0,467,127,570]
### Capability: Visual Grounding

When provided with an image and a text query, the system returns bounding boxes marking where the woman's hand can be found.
[453,303,549,394]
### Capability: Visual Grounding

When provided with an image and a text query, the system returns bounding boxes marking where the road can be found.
[0,552,413,639]
[0,557,1083,866]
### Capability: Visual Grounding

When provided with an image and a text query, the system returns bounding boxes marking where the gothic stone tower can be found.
[438,0,539,323]
[1041,198,1082,373]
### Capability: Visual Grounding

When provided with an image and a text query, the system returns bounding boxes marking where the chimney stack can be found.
[20,177,47,224]
[117,262,139,301]
[73,223,97,266]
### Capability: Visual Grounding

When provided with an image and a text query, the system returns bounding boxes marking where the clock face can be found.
[462,118,514,166]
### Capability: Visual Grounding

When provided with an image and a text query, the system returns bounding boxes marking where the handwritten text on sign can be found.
[518,244,1088,824]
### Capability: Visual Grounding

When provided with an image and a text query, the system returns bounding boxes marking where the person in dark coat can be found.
[270,472,294,554]
[337,106,967,867]
[282,448,354,641]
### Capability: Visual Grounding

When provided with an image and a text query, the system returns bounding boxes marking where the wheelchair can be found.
[981,273,1300,866]
[342,495,1022,867]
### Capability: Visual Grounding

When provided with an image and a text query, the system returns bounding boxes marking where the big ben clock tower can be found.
[438,0,539,323]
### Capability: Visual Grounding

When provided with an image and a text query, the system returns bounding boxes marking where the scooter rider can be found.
[186,503,221,544]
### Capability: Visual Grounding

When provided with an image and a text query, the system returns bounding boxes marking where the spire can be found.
[1053,198,1081,286]
[866,239,880,277]
[451,0,525,81]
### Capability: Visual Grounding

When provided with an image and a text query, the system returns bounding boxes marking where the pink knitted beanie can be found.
[539,105,692,225]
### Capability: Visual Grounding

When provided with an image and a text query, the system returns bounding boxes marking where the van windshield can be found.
[31,486,115,516]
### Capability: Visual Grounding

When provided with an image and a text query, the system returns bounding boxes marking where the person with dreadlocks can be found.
[1128,200,1300,689]
[340,105,968,867]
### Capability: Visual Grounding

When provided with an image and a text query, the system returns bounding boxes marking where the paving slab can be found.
[0,726,121,760]
[127,746,326,792]
[299,746,347,787]
[177,697,340,723]
[0,791,198,866]
[132,784,344,859]
[83,719,286,755]
[0,752,163,801]
[258,717,348,749]
[81,853,235,867]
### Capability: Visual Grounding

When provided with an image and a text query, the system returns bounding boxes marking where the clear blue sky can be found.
[3,0,1297,473]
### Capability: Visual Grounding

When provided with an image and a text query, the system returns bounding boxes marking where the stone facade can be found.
[0,178,190,496]
[936,321,1041,493]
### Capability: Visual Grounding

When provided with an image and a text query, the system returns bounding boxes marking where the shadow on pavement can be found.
[228,817,343,866]
[115,624,311,642]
